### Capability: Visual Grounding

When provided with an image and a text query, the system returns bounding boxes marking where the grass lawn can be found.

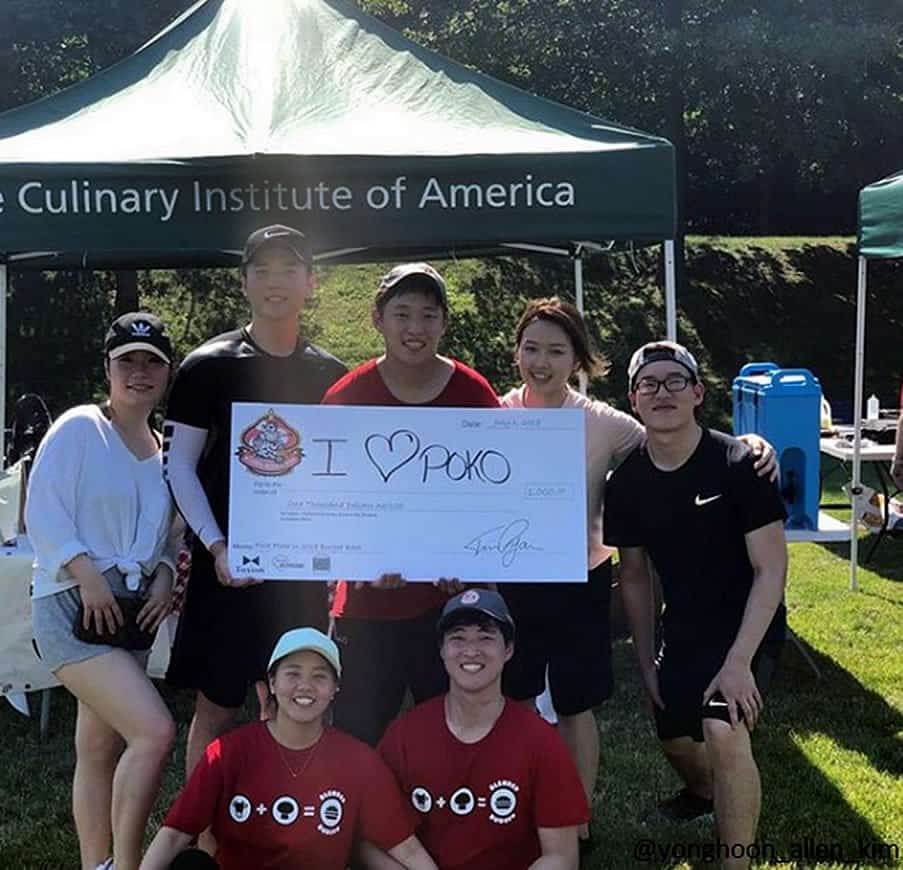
[585,546,902,869]
[1,466,900,868]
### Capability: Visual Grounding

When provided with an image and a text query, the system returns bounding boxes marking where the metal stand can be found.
[39,688,52,740]
[787,629,821,679]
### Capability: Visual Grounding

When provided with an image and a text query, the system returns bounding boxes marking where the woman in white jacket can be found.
[26,312,179,870]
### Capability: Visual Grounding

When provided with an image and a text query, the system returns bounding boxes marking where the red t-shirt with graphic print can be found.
[323,358,500,621]
[378,697,589,870]
[164,721,415,870]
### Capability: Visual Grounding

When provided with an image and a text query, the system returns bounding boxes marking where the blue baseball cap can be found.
[267,627,341,677]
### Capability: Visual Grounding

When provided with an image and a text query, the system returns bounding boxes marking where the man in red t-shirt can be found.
[322,263,499,747]
[372,589,588,870]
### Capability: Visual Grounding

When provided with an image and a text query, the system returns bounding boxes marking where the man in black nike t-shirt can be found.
[163,225,346,783]
[604,341,787,870]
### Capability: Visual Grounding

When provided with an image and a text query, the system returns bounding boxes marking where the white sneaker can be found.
[535,686,558,725]
[95,859,114,870]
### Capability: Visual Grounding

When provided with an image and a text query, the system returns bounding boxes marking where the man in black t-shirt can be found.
[163,225,346,781]
[604,341,786,870]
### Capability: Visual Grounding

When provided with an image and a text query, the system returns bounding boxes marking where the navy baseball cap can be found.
[437,589,515,639]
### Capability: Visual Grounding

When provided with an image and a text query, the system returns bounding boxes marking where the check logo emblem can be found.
[694,494,722,506]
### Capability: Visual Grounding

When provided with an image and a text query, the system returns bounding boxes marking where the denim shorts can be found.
[32,568,150,673]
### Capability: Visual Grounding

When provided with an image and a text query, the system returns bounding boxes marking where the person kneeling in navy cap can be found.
[362,590,588,870]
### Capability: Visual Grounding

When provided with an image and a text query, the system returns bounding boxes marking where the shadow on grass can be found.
[858,589,903,609]
[818,536,903,584]
[773,629,902,771]
[586,636,900,870]
[754,636,902,865]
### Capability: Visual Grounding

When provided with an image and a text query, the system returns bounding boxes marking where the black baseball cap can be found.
[242,224,312,267]
[104,312,172,364]
[375,262,448,311]
[627,340,700,387]
[437,589,515,640]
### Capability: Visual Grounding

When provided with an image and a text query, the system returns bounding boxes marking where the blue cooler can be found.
[732,363,821,530]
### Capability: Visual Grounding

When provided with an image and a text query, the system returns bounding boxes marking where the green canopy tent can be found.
[0,0,677,455]
[847,171,903,588]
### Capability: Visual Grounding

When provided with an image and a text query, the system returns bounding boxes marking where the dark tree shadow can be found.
[818,535,903,585]
[587,633,901,869]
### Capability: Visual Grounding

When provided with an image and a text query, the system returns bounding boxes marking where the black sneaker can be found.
[578,835,597,858]
[653,788,714,823]
[578,824,597,857]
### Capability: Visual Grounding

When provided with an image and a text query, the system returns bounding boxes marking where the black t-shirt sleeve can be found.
[321,355,349,391]
[603,461,645,548]
[166,356,217,430]
[730,452,788,534]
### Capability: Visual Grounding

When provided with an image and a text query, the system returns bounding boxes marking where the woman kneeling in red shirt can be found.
[141,628,436,870]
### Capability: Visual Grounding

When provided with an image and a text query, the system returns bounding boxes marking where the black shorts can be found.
[166,544,329,709]
[653,640,781,742]
[501,560,613,716]
[331,608,448,746]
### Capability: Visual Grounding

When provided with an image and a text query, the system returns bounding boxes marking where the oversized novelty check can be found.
[228,403,586,582]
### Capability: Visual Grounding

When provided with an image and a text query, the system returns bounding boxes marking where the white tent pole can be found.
[664,240,677,340]
[850,256,868,591]
[0,264,6,467]
[574,249,588,395]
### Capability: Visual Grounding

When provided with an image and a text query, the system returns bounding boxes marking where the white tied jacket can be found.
[26,405,177,599]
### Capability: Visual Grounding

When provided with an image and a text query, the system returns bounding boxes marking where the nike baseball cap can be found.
[375,262,448,312]
[437,589,515,640]
[104,312,172,364]
[267,627,341,677]
[242,224,312,267]
[628,340,700,387]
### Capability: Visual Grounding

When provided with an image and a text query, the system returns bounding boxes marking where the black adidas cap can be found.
[104,312,172,364]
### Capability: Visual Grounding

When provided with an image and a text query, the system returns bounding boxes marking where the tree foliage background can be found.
[4,0,901,232]
[1,1,902,433]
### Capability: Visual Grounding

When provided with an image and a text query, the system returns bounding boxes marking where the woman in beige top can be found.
[499,297,774,854]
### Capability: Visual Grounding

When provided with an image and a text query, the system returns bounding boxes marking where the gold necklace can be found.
[271,725,325,779]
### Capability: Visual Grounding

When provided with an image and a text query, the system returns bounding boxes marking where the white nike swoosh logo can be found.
[705,699,729,707]
[695,494,722,506]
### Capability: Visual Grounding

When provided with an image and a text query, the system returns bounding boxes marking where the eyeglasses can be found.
[633,374,694,396]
